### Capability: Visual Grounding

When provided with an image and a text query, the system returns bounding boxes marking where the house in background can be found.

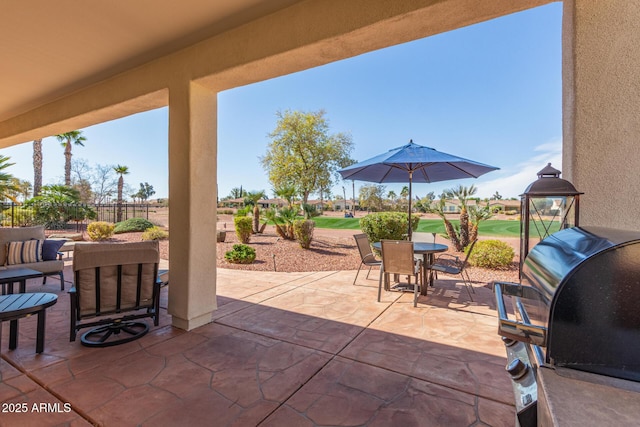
[257,198,287,209]
[332,199,359,212]
[488,199,521,214]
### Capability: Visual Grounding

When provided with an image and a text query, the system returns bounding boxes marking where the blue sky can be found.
[2,3,562,201]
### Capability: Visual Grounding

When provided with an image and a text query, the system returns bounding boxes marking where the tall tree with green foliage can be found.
[135,182,155,202]
[56,130,87,186]
[114,164,129,222]
[261,110,354,205]
[33,139,43,196]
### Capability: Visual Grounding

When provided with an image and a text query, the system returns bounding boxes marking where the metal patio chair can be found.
[431,239,477,301]
[70,241,161,347]
[353,233,381,285]
[379,240,423,307]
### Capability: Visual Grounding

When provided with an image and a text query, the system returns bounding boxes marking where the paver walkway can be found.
[0,263,514,426]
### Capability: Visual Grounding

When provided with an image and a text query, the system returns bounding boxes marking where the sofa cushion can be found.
[5,259,64,274]
[42,239,66,261]
[0,226,46,264]
[6,239,44,265]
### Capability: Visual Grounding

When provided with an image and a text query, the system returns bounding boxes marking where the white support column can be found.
[562,0,640,230]
[167,81,217,330]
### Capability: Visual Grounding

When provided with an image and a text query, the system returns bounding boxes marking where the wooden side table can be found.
[0,293,58,353]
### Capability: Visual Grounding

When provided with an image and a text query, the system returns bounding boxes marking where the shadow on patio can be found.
[0,265,515,426]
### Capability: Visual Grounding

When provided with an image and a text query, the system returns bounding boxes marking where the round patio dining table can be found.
[373,241,448,295]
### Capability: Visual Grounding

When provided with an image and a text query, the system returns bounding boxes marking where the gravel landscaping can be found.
[108,223,519,284]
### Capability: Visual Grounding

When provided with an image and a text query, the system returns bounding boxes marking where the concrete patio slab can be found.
[0,264,514,426]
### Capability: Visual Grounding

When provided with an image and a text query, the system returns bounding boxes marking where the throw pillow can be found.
[42,239,66,261]
[6,239,44,265]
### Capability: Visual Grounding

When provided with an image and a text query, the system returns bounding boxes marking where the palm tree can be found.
[387,190,397,210]
[445,184,478,249]
[56,131,87,186]
[114,165,129,222]
[273,184,297,207]
[468,204,493,243]
[0,155,19,202]
[33,139,43,196]
[244,190,266,233]
[400,186,409,210]
[7,178,32,202]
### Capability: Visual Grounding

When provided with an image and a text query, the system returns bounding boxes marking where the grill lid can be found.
[497,226,640,382]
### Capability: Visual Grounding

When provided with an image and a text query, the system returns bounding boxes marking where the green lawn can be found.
[312,216,521,238]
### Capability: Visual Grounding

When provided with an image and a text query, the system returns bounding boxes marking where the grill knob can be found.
[506,358,529,380]
[501,336,517,347]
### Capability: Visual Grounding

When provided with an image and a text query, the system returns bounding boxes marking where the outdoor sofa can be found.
[0,226,66,290]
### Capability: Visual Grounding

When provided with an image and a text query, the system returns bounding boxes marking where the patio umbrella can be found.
[338,140,499,240]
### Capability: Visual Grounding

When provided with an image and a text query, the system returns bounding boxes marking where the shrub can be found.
[468,240,515,269]
[141,226,168,241]
[262,207,297,240]
[234,207,251,217]
[301,203,320,219]
[1,207,35,227]
[87,221,115,241]
[224,244,256,264]
[114,217,154,234]
[359,212,420,243]
[234,216,252,243]
[293,219,315,249]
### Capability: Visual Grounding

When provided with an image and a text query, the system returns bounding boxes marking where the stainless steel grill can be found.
[494,226,640,426]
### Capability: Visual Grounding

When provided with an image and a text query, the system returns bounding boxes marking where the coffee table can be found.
[0,292,58,353]
[0,268,43,294]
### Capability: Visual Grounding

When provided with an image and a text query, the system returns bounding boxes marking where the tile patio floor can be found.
[0,262,515,426]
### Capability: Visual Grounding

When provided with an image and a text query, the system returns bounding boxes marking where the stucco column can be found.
[167,81,217,330]
[562,0,640,230]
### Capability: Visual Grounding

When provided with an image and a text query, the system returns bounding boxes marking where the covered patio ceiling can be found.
[0,0,552,147]
[0,0,301,123]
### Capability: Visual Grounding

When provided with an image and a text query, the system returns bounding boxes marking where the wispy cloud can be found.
[475,138,562,198]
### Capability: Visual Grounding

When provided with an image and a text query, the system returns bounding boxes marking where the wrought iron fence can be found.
[0,202,150,231]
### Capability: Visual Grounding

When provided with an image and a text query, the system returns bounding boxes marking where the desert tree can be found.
[358,184,386,212]
[228,187,246,199]
[135,182,155,202]
[261,110,354,205]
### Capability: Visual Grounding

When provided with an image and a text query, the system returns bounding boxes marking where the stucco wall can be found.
[563,0,640,230]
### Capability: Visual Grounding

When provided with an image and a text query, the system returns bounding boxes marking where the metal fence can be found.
[0,202,151,231]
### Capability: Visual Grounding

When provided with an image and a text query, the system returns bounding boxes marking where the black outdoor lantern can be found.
[520,163,583,275]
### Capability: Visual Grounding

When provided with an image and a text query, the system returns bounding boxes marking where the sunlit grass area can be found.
[312,216,522,237]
